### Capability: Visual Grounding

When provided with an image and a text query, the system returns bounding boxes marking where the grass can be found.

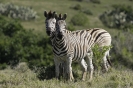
[0,62,133,88]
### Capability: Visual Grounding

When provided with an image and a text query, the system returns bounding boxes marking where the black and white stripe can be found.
[44,11,68,79]
[44,11,111,81]
[54,14,112,81]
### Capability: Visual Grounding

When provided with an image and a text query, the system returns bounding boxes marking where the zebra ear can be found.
[59,14,62,19]
[55,13,58,19]
[52,11,57,18]
[44,11,47,17]
[63,13,67,20]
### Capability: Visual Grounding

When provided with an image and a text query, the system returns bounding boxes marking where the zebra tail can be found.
[107,51,112,67]
[107,57,112,67]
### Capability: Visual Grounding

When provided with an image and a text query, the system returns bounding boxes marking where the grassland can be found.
[0,0,133,88]
[0,62,133,88]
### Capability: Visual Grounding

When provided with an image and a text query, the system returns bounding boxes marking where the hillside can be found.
[0,0,133,87]
[1,0,133,33]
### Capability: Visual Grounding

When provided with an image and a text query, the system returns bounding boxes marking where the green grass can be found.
[0,62,133,88]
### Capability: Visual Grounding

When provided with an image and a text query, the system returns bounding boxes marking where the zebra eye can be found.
[53,22,55,24]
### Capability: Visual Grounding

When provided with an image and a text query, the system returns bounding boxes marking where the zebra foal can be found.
[55,13,112,81]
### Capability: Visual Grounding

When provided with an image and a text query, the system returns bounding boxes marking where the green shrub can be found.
[0,16,23,37]
[99,4,133,30]
[0,16,53,68]
[92,44,111,71]
[111,31,133,69]
[0,3,38,20]
[71,4,82,10]
[72,0,100,3]
[82,9,93,15]
[70,4,93,15]
[67,24,76,31]
[70,13,88,26]
[0,63,7,70]
[90,0,101,4]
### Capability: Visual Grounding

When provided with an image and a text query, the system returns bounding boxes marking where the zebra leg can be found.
[54,57,60,79]
[66,57,74,81]
[86,52,94,81]
[103,50,111,72]
[80,59,87,81]
[60,60,67,79]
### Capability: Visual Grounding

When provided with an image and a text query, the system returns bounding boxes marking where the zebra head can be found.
[44,11,57,36]
[55,13,67,39]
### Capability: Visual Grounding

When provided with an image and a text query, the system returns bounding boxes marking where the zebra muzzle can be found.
[46,31,51,36]
[57,32,63,39]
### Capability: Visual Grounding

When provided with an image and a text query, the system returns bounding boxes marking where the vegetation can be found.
[92,45,112,72]
[0,63,133,88]
[111,31,133,69]
[100,4,133,30]
[0,16,53,69]
[0,0,133,87]
[0,3,38,20]
[70,13,88,26]
[71,4,93,15]
[73,0,100,4]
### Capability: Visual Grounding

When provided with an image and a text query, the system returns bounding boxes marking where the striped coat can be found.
[54,13,112,81]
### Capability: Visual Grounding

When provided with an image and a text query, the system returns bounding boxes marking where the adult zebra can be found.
[44,11,88,81]
[44,11,72,80]
[54,13,112,81]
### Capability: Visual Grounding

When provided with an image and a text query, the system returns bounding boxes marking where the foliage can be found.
[71,0,101,4]
[99,5,133,30]
[36,65,55,80]
[71,4,93,15]
[0,65,133,88]
[71,4,82,11]
[0,16,53,69]
[70,13,88,26]
[111,31,133,69]
[82,9,93,15]
[90,0,101,4]
[0,3,38,20]
[92,44,111,71]
[67,24,76,31]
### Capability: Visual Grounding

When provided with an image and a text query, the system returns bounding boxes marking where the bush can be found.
[70,4,93,15]
[90,0,101,4]
[67,24,76,31]
[70,13,88,26]
[0,16,53,68]
[0,16,23,37]
[71,4,82,10]
[99,5,133,30]
[72,0,100,3]
[0,3,38,20]
[82,9,93,15]
[111,31,133,69]
[0,63,7,70]
[92,44,111,71]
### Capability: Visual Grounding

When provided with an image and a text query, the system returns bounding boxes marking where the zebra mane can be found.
[44,11,56,19]
[58,14,63,20]
[57,13,67,20]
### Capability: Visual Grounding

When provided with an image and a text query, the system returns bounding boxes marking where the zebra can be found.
[44,11,69,79]
[44,11,111,81]
[44,11,86,81]
[54,13,112,81]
